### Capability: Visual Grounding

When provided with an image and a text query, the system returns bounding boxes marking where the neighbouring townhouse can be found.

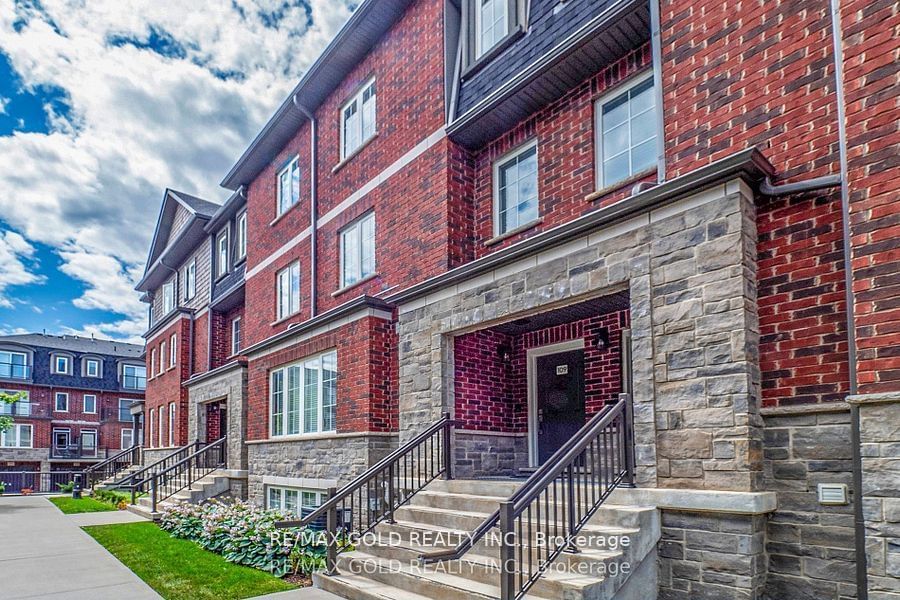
[0,333,145,491]
[131,0,899,598]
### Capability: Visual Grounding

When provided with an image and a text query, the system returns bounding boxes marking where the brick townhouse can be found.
[135,0,898,597]
[0,333,145,490]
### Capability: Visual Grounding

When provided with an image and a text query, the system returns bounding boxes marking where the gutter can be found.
[293,95,319,317]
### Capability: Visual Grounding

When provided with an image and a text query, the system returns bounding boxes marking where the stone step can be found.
[314,572,438,600]
[426,479,524,498]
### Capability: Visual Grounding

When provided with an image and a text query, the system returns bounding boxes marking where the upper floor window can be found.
[84,358,101,378]
[340,80,376,160]
[276,262,301,321]
[159,341,167,373]
[83,394,97,414]
[123,364,146,390]
[595,72,657,189]
[150,349,156,378]
[0,390,29,416]
[169,333,177,367]
[52,354,71,375]
[237,212,248,261]
[340,212,375,289]
[0,350,28,379]
[217,229,229,277]
[232,317,242,356]
[184,260,196,301]
[119,398,133,422]
[476,0,508,58]
[54,392,68,412]
[162,280,175,314]
[278,158,300,217]
[494,141,538,236]
[1,423,32,448]
[270,350,337,437]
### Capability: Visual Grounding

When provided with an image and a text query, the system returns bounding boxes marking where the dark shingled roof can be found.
[168,190,221,217]
[0,333,144,357]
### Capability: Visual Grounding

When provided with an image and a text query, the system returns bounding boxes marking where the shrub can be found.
[56,481,75,493]
[92,488,130,506]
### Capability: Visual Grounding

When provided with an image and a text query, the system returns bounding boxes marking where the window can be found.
[217,229,229,277]
[118,399,133,422]
[159,342,167,373]
[595,72,657,189]
[1,424,32,448]
[169,333,177,368]
[277,158,300,217]
[232,317,242,356]
[494,141,538,236]
[476,0,508,58]
[0,350,28,379]
[169,402,176,447]
[53,354,71,375]
[55,392,68,412]
[84,358,101,378]
[158,406,165,447]
[340,80,376,160]
[340,212,376,289]
[184,260,196,301]
[81,430,98,457]
[123,364,146,390]
[162,280,175,314]
[0,390,29,416]
[150,349,157,378]
[148,410,155,448]
[237,212,247,260]
[270,350,337,436]
[83,394,97,414]
[121,428,134,449]
[276,262,301,320]
[52,428,70,455]
[267,486,326,519]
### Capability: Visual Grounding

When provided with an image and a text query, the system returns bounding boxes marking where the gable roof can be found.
[0,333,144,358]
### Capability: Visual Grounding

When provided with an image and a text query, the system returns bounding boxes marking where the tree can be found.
[0,391,26,433]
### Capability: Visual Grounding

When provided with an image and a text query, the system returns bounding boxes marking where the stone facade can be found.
[851,393,900,599]
[245,433,397,507]
[761,404,858,600]
[185,362,248,473]
[452,431,527,478]
[397,180,763,493]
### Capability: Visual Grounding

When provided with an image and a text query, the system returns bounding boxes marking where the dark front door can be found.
[218,406,227,441]
[536,348,586,464]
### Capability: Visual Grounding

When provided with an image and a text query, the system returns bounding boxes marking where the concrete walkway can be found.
[0,495,161,599]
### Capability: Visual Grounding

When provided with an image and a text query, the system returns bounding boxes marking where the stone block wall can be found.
[761,404,858,600]
[452,431,527,478]
[186,363,248,472]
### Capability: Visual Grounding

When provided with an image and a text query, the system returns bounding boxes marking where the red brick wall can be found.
[841,0,900,393]
[144,317,191,447]
[454,311,627,432]
[246,316,397,440]
[192,311,210,375]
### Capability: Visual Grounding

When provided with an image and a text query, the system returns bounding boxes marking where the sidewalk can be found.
[0,495,161,599]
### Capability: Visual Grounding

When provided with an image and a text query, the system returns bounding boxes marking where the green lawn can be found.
[49,496,117,514]
[84,522,296,600]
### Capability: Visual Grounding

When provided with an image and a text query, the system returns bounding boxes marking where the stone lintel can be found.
[246,431,399,445]
[609,487,777,515]
[846,392,900,406]
[760,402,851,417]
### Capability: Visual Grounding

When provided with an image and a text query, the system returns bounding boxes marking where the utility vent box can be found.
[818,483,849,505]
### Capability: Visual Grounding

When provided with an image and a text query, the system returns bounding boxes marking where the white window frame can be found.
[340,79,377,161]
[169,333,177,368]
[158,406,165,447]
[231,317,242,356]
[118,398,132,422]
[0,350,28,379]
[184,260,196,301]
[53,354,71,375]
[169,402,176,447]
[266,486,326,517]
[1,423,32,448]
[269,350,337,437]
[277,157,300,217]
[237,212,247,260]
[217,228,229,277]
[159,342,167,373]
[80,429,98,457]
[149,349,157,378]
[594,71,658,190]
[54,392,69,412]
[123,364,146,390]
[121,428,134,449]
[162,280,175,314]
[493,140,539,237]
[339,212,376,289]
[84,358,101,378]
[148,409,155,448]
[83,394,97,414]
[475,0,509,59]
[276,262,301,321]
[53,428,70,452]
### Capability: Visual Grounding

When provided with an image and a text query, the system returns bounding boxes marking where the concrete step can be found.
[314,571,438,600]
[427,479,525,497]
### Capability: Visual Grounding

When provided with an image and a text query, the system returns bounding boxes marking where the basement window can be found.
[595,72,657,189]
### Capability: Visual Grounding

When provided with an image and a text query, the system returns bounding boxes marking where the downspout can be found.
[827,0,865,597]
[207,232,215,373]
[649,0,666,182]
[293,95,318,318]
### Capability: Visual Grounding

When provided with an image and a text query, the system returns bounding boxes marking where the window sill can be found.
[461,26,525,82]
[270,310,302,328]
[586,168,657,203]
[270,200,303,227]
[332,273,379,298]
[332,132,379,174]
[484,218,543,247]
[247,431,397,444]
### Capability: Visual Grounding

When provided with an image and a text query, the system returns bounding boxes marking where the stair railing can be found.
[421,394,635,600]
[275,413,456,574]
[83,444,142,489]
[114,441,203,503]
[147,436,227,512]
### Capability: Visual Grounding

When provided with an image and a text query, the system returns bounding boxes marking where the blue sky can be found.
[0,0,353,342]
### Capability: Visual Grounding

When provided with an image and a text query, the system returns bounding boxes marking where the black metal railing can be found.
[0,362,31,380]
[0,401,32,416]
[51,443,106,460]
[421,395,635,600]
[275,413,456,573]
[0,470,84,494]
[83,445,142,488]
[122,374,146,390]
[113,441,203,497]
[146,437,226,512]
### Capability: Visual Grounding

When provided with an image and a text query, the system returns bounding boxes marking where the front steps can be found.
[314,478,660,600]
[126,469,231,519]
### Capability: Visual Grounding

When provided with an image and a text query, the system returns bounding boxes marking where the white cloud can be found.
[0,0,354,337]
[0,97,9,115]
[0,231,45,308]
